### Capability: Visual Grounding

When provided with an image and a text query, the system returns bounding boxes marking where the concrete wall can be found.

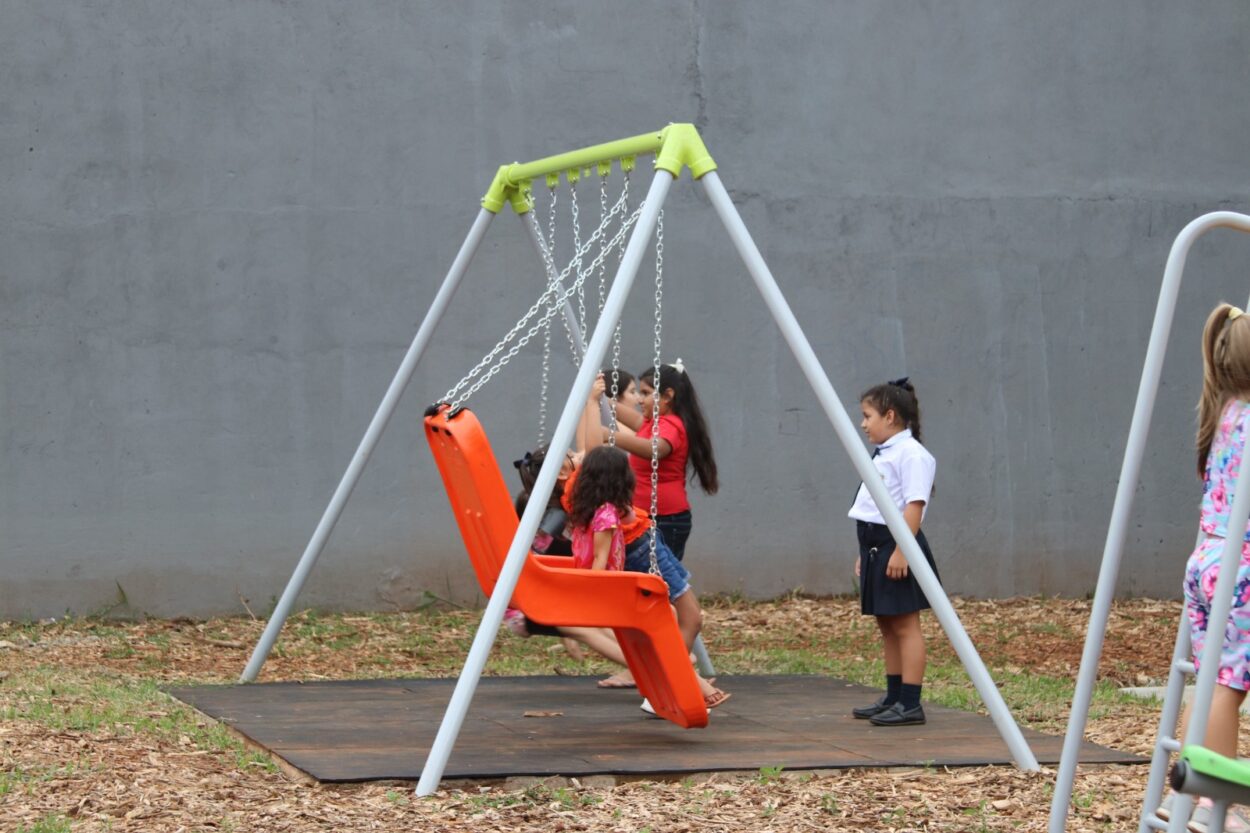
[4,2,1250,618]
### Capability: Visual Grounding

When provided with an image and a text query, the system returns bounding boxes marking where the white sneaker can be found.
[640,698,657,716]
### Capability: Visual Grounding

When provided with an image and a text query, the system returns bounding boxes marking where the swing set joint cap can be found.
[654,123,717,179]
[481,164,533,215]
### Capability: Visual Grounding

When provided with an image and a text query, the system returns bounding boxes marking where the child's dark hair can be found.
[513,447,564,509]
[860,377,923,442]
[638,363,719,494]
[602,367,636,400]
[568,446,635,530]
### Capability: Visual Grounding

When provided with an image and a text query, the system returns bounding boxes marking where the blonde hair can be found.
[1196,303,1250,476]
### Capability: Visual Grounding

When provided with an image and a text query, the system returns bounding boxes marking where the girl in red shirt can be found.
[611,360,719,562]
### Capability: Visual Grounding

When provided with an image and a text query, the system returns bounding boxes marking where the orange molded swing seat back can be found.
[424,406,708,729]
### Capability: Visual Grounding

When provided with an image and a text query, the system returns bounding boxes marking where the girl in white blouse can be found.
[847,377,939,727]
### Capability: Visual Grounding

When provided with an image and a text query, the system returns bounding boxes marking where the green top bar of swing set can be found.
[1180,745,1250,790]
[480,123,717,214]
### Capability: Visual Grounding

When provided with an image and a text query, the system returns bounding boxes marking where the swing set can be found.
[237,124,1041,797]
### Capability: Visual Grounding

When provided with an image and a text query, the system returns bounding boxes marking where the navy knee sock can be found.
[899,683,922,709]
[885,674,902,704]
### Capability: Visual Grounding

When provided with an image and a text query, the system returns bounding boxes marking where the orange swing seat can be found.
[424,405,708,729]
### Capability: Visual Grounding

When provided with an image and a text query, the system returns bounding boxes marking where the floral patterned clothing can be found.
[569,503,629,571]
[1185,398,1250,691]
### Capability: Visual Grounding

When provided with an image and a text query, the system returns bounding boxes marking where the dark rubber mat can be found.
[168,675,1141,782]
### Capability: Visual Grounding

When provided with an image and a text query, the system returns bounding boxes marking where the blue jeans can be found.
[655,511,692,561]
[624,529,691,601]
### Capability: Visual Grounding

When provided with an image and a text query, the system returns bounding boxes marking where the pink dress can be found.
[570,503,628,571]
[1186,398,1250,691]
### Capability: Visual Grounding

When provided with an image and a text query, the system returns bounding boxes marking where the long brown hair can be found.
[1196,303,1250,476]
[639,363,719,494]
[568,447,635,530]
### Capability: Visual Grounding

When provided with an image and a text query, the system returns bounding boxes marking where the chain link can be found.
[606,170,630,445]
[647,207,664,575]
[598,173,609,317]
[536,185,559,445]
[442,199,643,413]
[571,181,587,350]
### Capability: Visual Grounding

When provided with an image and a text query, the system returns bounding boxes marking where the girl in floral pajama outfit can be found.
[1167,302,1250,832]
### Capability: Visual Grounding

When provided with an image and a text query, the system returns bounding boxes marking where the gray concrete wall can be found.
[4,2,1250,619]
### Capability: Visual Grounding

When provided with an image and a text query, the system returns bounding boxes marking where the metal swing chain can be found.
[597,172,610,317]
[442,199,643,413]
[570,177,587,350]
[647,207,664,575]
[537,184,559,445]
[607,169,630,444]
[444,181,634,409]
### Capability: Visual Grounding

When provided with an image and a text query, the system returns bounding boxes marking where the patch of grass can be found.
[4,667,276,773]
[757,765,785,784]
[15,814,72,833]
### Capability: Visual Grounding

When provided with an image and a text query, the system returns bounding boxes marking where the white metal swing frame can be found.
[236,125,1040,796]
[1048,212,1250,833]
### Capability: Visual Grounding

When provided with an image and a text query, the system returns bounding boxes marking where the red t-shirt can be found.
[630,413,690,515]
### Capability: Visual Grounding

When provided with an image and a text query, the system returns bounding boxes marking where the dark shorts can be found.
[654,511,693,561]
[858,521,941,617]
[624,529,692,601]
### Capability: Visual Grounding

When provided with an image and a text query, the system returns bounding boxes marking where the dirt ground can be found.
[2,595,1244,832]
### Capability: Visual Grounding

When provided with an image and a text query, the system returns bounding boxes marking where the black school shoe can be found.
[868,702,926,726]
[851,696,893,719]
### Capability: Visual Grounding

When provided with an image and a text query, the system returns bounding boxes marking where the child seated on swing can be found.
[518,374,730,710]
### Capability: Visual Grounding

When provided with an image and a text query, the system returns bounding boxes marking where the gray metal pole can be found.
[701,171,1039,771]
[415,170,675,797]
[1049,212,1250,831]
[1137,598,1194,833]
[240,208,496,683]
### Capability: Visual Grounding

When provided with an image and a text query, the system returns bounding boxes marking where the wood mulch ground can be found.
[2,595,1243,832]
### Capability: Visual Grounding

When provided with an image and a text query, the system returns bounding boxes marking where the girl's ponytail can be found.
[1196,303,1250,476]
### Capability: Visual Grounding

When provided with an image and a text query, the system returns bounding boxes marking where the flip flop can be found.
[704,689,732,710]
[597,673,636,689]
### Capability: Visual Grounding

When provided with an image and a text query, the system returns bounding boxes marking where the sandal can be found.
[597,672,636,689]
[704,689,732,710]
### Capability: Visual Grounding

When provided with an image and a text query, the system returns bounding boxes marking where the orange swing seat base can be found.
[424,405,708,729]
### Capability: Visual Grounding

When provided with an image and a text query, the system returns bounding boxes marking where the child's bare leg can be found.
[1178,685,1245,759]
[887,611,926,684]
[671,592,726,699]
[558,626,626,667]
[672,591,704,651]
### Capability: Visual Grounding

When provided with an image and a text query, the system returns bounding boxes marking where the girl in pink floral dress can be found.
[566,446,636,572]
[1169,302,1250,831]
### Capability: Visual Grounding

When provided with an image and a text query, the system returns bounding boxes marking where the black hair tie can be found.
[512,451,534,470]
[888,376,913,392]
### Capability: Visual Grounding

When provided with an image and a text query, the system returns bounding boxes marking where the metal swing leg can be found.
[700,170,1039,771]
[1137,604,1196,832]
[416,170,676,797]
[239,208,497,683]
